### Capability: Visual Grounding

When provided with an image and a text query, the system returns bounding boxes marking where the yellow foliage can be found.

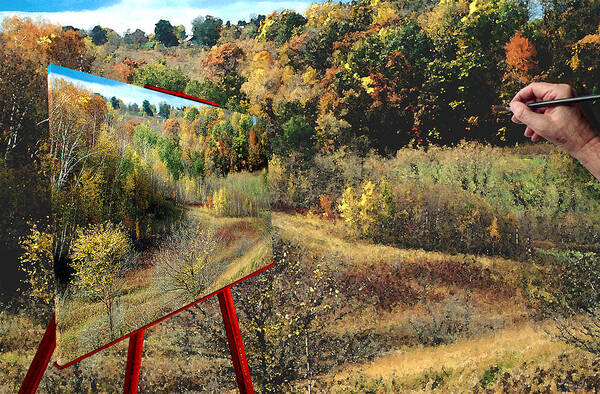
[70,222,130,301]
[488,216,500,240]
[302,66,318,85]
[361,76,375,94]
[371,0,398,25]
[338,186,360,234]
[213,187,229,216]
[359,180,379,236]
[282,65,295,84]
[19,224,54,304]
[306,2,346,28]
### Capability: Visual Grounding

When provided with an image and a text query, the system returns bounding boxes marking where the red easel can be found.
[19,286,255,394]
[22,83,261,393]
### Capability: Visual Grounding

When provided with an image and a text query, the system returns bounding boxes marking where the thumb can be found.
[509,101,551,132]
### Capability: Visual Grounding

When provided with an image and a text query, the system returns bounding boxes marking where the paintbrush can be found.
[492,94,600,114]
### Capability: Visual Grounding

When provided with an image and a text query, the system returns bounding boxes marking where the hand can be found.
[509,82,599,161]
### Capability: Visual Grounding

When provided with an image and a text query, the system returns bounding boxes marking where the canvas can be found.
[47,65,272,365]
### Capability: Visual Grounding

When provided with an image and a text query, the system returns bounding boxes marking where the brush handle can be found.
[527,94,600,109]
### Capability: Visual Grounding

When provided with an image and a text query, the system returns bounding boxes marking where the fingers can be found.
[509,100,552,132]
[513,82,555,104]
[512,82,574,105]
[531,133,544,142]
[524,126,542,142]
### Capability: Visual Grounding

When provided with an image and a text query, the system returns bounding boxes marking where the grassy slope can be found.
[272,211,581,392]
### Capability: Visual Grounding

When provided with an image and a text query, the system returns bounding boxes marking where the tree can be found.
[202,43,245,80]
[504,30,538,82]
[90,25,107,45]
[110,96,120,109]
[174,24,186,43]
[19,224,54,304]
[70,222,132,339]
[282,115,314,152]
[154,19,179,47]
[184,79,227,105]
[123,28,148,48]
[142,100,153,116]
[191,15,222,47]
[132,62,190,91]
[153,220,223,302]
[258,10,307,44]
[158,102,170,118]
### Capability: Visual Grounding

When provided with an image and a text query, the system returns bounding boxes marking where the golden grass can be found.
[273,212,526,278]
[213,238,272,289]
[328,323,570,392]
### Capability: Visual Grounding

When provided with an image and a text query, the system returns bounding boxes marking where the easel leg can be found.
[19,313,56,394]
[218,287,254,394]
[123,329,145,394]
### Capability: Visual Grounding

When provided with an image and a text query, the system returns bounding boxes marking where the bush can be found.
[69,222,133,339]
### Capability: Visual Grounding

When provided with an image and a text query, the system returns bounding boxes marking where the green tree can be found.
[90,25,107,45]
[185,79,227,105]
[191,15,222,47]
[158,101,170,118]
[123,28,147,48]
[157,137,184,180]
[259,10,307,44]
[282,115,314,152]
[132,62,190,91]
[110,96,120,109]
[154,19,179,47]
[174,24,186,43]
[142,99,153,116]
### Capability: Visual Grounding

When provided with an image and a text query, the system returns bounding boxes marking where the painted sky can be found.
[0,0,322,34]
[48,64,213,110]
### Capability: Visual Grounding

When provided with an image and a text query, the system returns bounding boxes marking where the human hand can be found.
[509,82,599,161]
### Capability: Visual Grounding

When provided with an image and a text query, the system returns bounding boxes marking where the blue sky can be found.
[48,64,214,110]
[0,0,318,34]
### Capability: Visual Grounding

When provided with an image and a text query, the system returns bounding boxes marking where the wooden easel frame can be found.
[18,280,265,394]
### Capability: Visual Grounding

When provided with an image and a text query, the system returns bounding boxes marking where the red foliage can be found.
[124,120,140,137]
[340,258,514,310]
[340,262,419,310]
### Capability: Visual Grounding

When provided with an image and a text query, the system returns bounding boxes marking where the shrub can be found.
[69,222,133,339]
[19,224,54,304]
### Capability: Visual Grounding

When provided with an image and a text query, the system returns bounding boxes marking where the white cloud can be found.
[0,0,312,35]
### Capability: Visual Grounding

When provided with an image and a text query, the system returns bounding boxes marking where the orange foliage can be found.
[504,30,538,82]
[123,120,140,137]
[202,43,245,79]
[164,118,181,134]
[319,194,335,218]
[1,16,92,73]
[112,58,146,83]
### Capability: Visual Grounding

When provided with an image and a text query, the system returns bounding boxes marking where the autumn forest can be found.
[3,0,600,391]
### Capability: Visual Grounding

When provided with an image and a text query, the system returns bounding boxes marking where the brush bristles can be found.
[491,105,512,114]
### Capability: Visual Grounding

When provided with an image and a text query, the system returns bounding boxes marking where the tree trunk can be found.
[305,334,311,394]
